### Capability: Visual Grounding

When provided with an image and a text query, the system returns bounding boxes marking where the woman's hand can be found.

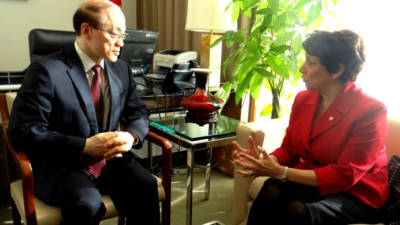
[232,136,284,178]
[232,136,262,160]
[234,146,284,178]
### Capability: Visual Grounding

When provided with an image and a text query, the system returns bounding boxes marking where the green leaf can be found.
[249,72,264,100]
[295,0,317,10]
[261,103,273,116]
[215,82,232,104]
[226,39,235,48]
[237,55,260,82]
[267,53,289,79]
[247,39,262,55]
[273,12,288,31]
[256,8,274,16]
[231,53,244,79]
[303,1,322,26]
[244,8,252,18]
[217,31,235,48]
[269,0,280,11]
[222,48,241,75]
[291,33,303,55]
[270,44,290,54]
[312,15,324,29]
[235,73,252,105]
[260,14,273,32]
[289,57,297,77]
[255,68,275,80]
[241,0,259,13]
[274,31,295,46]
[210,35,224,49]
[232,1,241,23]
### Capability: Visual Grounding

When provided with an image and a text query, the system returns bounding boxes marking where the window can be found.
[331,0,400,118]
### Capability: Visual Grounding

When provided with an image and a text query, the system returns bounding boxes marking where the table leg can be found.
[186,147,194,225]
[205,147,212,200]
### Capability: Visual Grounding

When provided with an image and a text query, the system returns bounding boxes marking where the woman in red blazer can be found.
[233,30,388,225]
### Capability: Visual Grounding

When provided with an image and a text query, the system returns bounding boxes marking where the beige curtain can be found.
[137,0,201,54]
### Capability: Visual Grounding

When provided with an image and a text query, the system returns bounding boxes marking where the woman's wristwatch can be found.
[279,166,289,182]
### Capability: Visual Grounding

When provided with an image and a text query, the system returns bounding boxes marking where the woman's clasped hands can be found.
[233,136,285,179]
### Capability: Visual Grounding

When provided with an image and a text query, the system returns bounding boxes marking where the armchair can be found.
[0,92,172,225]
[28,28,75,63]
[231,117,400,225]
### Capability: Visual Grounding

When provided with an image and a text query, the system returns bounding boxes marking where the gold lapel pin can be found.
[329,116,334,121]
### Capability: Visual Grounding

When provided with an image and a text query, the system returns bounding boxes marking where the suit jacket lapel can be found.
[64,47,99,133]
[300,93,319,150]
[104,61,122,131]
[311,106,344,139]
[310,83,355,140]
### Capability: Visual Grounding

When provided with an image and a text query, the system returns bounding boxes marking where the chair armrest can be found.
[232,123,264,225]
[4,138,38,224]
[232,118,288,225]
[145,131,172,225]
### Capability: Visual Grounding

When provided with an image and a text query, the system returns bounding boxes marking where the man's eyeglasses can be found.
[90,24,128,41]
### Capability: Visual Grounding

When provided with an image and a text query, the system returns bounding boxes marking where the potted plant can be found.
[213,0,337,119]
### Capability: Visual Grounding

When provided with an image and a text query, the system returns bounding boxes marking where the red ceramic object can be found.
[180,68,224,125]
[180,89,215,112]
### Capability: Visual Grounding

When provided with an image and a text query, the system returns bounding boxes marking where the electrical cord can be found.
[152,88,162,120]
[163,91,168,118]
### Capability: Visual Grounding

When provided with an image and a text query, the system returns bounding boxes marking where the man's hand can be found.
[83,132,119,158]
[103,131,135,159]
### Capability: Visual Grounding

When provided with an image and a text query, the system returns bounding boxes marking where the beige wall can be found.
[0,0,137,71]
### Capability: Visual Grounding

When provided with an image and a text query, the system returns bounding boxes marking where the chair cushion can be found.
[248,176,268,200]
[156,175,165,200]
[11,180,62,225]
[5,92,17,115]
[11,175,164,225]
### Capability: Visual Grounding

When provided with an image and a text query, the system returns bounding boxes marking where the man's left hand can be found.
[103,131,135,159]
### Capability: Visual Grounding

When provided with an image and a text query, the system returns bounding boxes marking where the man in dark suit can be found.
[7,0,160,224]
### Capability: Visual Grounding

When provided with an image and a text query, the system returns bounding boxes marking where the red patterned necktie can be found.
[86,64,106,179]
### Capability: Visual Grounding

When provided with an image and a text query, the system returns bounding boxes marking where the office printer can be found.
[151,50,198,94]
[153,50,197,73]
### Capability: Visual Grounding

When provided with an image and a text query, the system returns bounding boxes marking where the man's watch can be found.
[279,166,289,182]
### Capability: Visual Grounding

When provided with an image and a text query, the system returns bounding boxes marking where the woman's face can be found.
[299,54,335,92]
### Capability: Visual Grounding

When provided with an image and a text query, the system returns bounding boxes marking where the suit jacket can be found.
[7,46,149,201]
[272,82,389,208]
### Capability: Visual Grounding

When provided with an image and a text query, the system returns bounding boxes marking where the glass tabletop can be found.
[150,114,241,141]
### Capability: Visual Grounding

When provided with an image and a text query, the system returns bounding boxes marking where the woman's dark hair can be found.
[302,30,366,84]
[72,1,112,35]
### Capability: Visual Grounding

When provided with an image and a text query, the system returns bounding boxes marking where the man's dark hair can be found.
[72,1,112,35]
[303,30,366,84]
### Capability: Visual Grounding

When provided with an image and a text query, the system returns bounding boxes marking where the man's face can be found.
[87,8,126,63]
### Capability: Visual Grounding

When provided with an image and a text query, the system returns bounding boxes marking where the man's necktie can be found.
[91,64,104,131]
[86,64,106,179]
